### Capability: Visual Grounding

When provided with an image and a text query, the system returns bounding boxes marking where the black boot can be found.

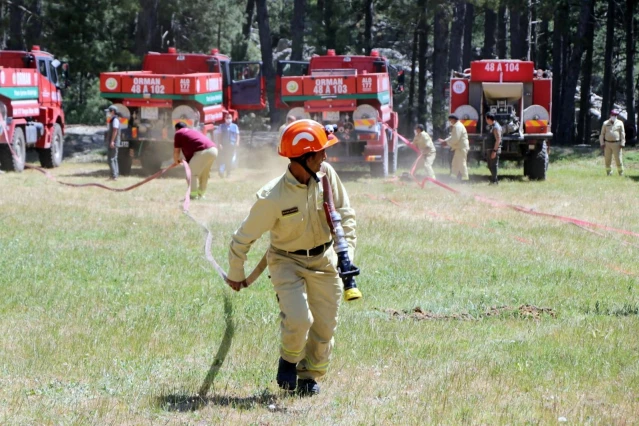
[276,357,297,391]
[297,378,320,396]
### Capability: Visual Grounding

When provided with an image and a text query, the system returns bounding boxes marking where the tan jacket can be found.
[413,131,435,156]
[444,121,469,151]
[228,163,356,282]
[600,119,626,147]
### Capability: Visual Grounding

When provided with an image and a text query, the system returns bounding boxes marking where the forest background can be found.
[0,0,636,144]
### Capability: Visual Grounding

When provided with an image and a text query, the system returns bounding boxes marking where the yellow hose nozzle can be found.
[344,288,362,301]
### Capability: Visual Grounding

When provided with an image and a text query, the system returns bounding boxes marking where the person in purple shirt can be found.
[173,122,218,199]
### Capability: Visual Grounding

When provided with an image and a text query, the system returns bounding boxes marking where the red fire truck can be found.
[100,48,265,174]
[0,46,68,172]
[450,59,553,180]
[276,50,399,177]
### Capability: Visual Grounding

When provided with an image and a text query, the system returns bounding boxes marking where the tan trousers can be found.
[267,246,342,380]
[189,147,218,196]
[416,152,436,178]
[451,148,469,180]
[604,142,623,175]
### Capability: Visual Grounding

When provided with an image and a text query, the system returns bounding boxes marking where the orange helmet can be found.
[278,119,339,158]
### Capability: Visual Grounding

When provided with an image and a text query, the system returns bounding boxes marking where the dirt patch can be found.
[382,304,556,321]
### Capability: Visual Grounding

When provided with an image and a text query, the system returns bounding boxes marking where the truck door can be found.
[36,57,57,107]
[208,57,232,107]
[276,60,309,108]
[47,60,63,107]
[229,61,265,110]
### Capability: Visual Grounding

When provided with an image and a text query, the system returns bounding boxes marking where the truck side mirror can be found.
[61,63,71,88]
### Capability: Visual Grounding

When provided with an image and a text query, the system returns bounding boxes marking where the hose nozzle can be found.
[344,287,362,301]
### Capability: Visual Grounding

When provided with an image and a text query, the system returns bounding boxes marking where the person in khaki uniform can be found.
[226,119,356,397]
[173,122,218,199]
[412,123,436,179]
[599,109,626,176]
[438,114,470,181]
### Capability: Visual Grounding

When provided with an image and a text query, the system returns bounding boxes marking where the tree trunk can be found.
[537,20,549,69]
[291,0,307,60]
[363,0,374,55]
[432,5,449,138]
[577,0,596,145]
[25,0,42,47]
[448,1,465,72]
[234,0,256,60]
[134,0,160,56]
[0,3,6,49]
[497,4,507,58]
[556,0,595,146]
[509,7,522,59]
[462,3,474,69]
[624,0,636,135]
[601,0,615,123]
[408,22,419,130]
[323,0,336,50]
[482,6,496,59]
[243,0,256,39]
[255,0,278,123]
[551,3,568,135]
[416,1,428,125]
[519,5,529,60]
[529,5,537,62]
[7,0,25,50]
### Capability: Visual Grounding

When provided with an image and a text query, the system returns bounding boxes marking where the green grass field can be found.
[1,148,638,425]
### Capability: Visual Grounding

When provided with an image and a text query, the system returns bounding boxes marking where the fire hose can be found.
[321,165,362,301]
[181,161,268,287]
[0,117,267,287]
[384,124,639,240]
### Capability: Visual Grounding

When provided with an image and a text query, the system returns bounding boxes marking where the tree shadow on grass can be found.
[157,292,281,412]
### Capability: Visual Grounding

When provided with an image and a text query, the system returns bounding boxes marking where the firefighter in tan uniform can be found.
[438,114,469,181]
[226,119,356,396]
[412,124,436,179]
[600,109,626,176]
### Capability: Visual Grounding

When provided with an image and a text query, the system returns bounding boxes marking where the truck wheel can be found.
[388,129,398,175]
[38,124,64,168]
[528,141,549,181]
[118,148,133,176]
[370,134,389,178]
[0,127,26,172]
[523,157,531,178]
[140,147,163,175]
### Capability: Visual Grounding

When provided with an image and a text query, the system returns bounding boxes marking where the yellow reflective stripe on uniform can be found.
[303,357,329,372]
[281,345,304,358]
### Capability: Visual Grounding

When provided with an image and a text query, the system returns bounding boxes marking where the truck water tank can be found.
[172,105,200,128]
